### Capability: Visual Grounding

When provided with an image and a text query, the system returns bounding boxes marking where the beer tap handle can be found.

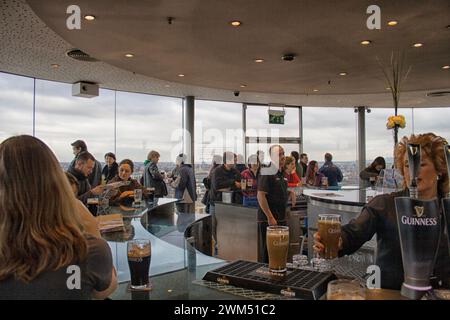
[444,143,450,198]
[407,143,421,199]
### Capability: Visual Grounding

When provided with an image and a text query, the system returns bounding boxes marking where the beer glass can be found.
[241,179,247,190]
[318,214,341,259]
[321,176,328,187]
[327,279,365,300]
[127,239,152,289]
[134,189,143,206]
[266,226,290,273]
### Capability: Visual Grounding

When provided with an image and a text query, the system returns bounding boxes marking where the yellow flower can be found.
[386,114,406,129]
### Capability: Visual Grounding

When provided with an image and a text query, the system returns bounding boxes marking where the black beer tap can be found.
[442,143,450,256]
[407,143,421,199]
[395,143,442,300]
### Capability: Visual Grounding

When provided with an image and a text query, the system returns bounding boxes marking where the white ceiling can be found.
[0,0,449,107]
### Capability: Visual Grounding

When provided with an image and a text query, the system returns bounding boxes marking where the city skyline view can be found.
[1,72,449,166]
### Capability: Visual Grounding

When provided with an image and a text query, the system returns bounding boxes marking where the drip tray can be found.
[203,260,336,300]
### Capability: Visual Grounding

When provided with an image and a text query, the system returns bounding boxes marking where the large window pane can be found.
[194,100,243,165]
[0,72,34,141]
[303,107,358,185]
[366,108,413,167]
[412,107,450,139]
[35,80,115,165]
[116,92,182,176]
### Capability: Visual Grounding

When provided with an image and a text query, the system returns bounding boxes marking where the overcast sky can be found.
[1,72,449,164]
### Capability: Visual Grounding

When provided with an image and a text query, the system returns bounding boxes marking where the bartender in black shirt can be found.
[257,145,289,262]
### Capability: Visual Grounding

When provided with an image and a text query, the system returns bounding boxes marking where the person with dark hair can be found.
[64,172,101,238]
[69,140,102,188]
[319,152,343,187]
[241,154,260,207]
[359,156,386,187]
[210,151,242,207]
[284,156,301,187]
[102,152,118,183]
[201,155,222,213]
[314,133,450,290]
[291,151,302,178]
[108,159,142,206]
[300,153,308,177]
[235,154,248,173]
[0,135,116,299]
[305,160,325,187]
[143,150,168,198]
[67,151,104,204]
[171,154,197,214]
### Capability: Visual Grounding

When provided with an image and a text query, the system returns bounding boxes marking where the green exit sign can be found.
[269,114,285,124]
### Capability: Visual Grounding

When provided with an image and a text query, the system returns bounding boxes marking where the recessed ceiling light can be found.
[360,40,372,45]
[386,87,391,90]
[413,43,423,48]
[178,74,185,77]
[124,53,134,58]
[254,58,264,63]
[339,72,347,76]
[230,21,242,27]
[51,64,60,68]
[84,15,96,21]
[164,84,170,88]
[313,89,319,92]
[387,20,398,26]
[240,84,247,88]
[442,65,450,69]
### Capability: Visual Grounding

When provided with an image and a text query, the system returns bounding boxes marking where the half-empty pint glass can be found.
[318,214,341,259]
[127,239,151,289]
[266,226,289,273]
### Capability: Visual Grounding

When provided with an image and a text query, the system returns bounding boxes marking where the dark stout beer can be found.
[127,240,151,289]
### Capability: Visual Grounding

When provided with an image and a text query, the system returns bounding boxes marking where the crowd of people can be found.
[1,132,448,299]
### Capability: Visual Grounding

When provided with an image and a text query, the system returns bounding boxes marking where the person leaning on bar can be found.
[314,133,450,290]
[0,135,117,299]
[108,159,142,206]
[257,145,289,263]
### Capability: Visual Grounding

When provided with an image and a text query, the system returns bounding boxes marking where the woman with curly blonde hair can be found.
[314,133,450,290]
[0,135,117,299]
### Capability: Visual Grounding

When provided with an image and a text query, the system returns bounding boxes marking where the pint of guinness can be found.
[266,226,289,273]
[127,239,152,289]
[318,214,341,259]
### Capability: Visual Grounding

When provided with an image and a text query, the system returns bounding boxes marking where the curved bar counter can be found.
[106,193,404,300]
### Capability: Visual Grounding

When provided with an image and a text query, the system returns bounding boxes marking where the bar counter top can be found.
[104,197,413,300]
[303,187,378,207]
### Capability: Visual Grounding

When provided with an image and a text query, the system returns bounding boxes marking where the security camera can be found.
[234,91,240,97]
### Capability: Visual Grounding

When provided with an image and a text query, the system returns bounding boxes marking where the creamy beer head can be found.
[318,214,341,259]
[266,226,289,273]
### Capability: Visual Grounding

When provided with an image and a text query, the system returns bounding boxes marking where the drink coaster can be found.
[126,279,152,292]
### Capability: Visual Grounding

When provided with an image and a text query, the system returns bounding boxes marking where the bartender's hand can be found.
[268,215,277,226]
[90,185,105,196]
[313,232,343,253]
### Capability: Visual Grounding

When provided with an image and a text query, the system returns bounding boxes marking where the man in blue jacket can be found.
[319,153,343,187]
